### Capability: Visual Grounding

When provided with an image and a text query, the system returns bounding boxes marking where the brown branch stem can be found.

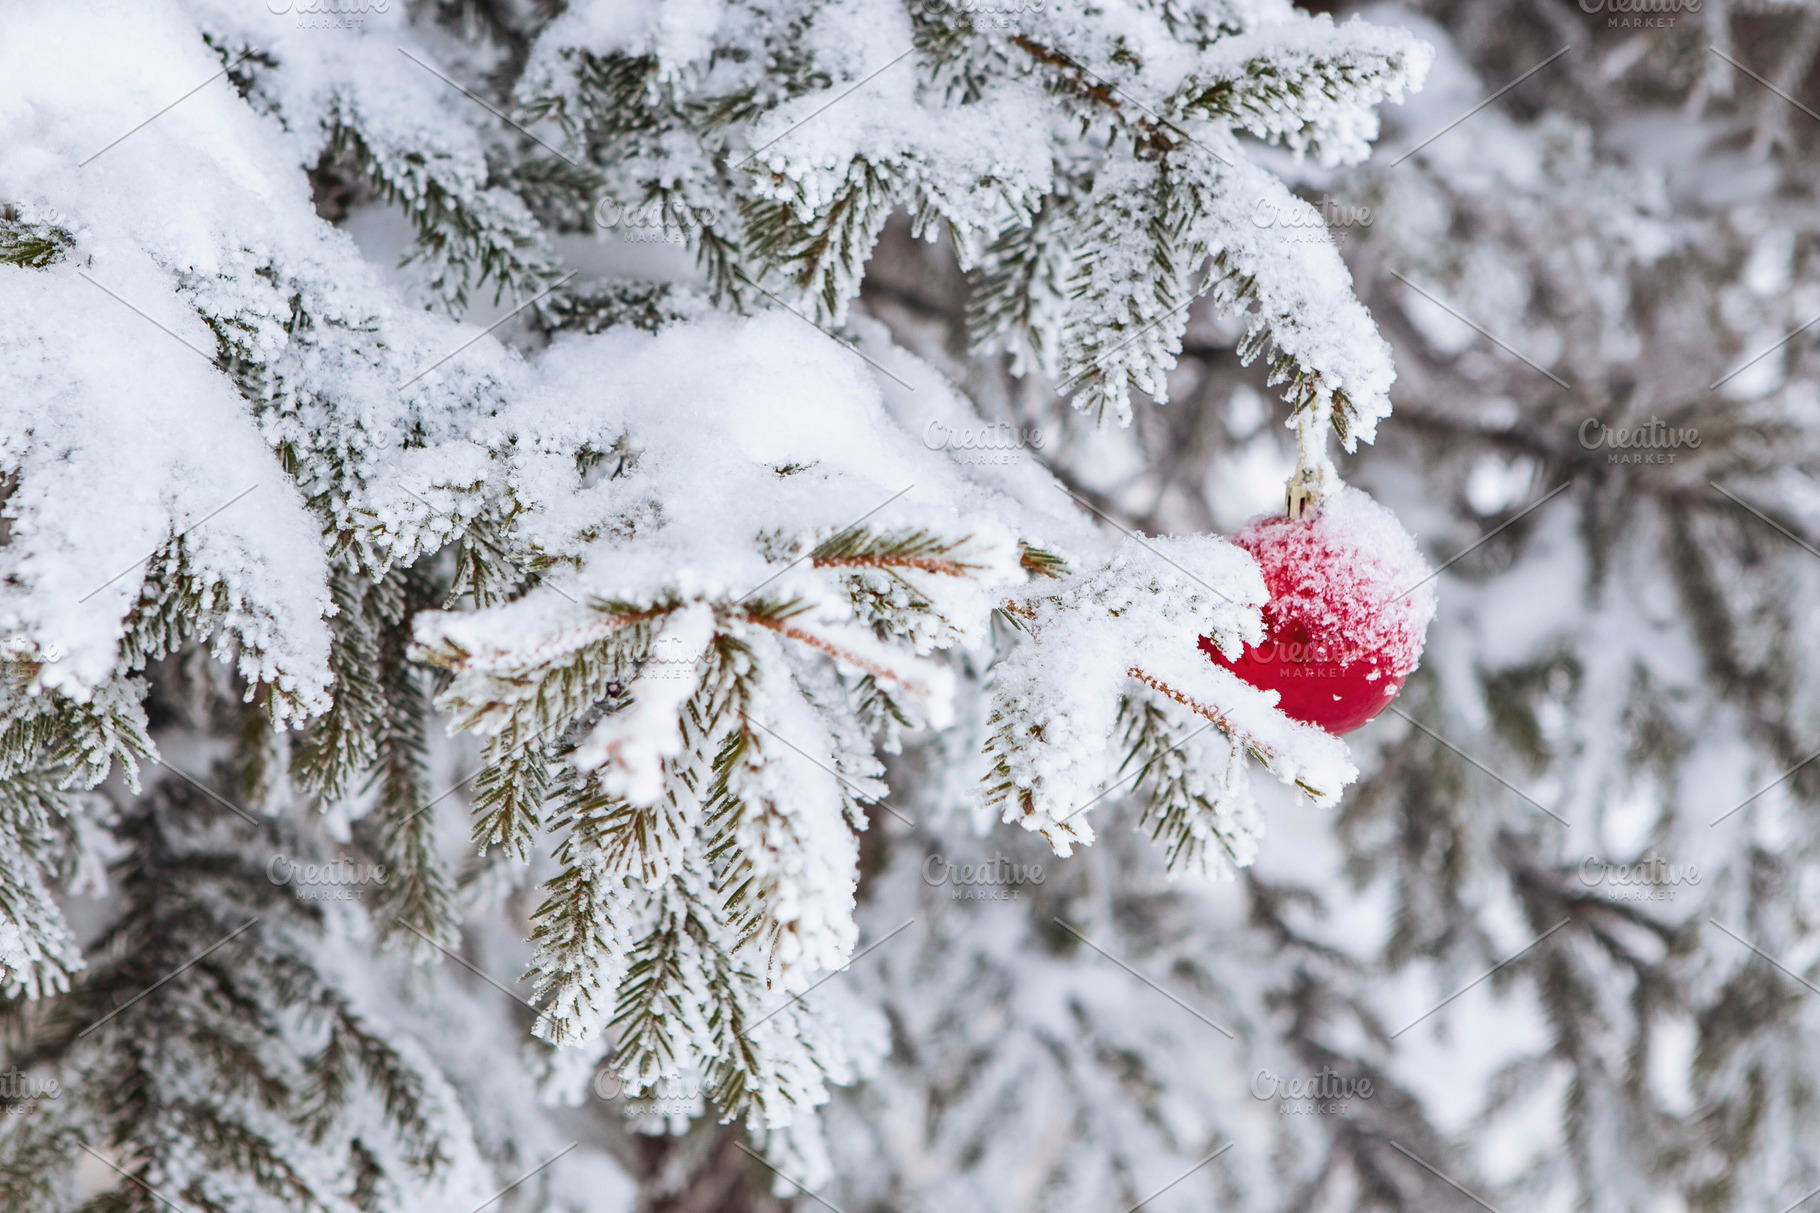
[1127,664,1279,765]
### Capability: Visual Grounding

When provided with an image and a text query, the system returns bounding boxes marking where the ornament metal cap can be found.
[1285,409,1339,519]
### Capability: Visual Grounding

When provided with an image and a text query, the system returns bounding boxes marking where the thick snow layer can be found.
[0,2,343,713]
[0,0,535,718]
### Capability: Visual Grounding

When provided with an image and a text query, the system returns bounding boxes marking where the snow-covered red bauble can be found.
[1200,485,1437,735]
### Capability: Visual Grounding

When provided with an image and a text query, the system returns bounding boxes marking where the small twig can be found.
[1127,666,1276,764]
[744,612,939,702]
[811,553,975,576]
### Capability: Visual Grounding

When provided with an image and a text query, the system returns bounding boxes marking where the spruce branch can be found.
[1126,666,1280,766]
[469,722,553,861]
[807,527,1008,638]
[5,780,464,1212]
[294,569,384,804]
[0,209,74,270]
[1118,696,1251,874]
[1018,543,1069,579]
[360,571,456,952]
[740,160,901,322]
[320,114,556,312]
[740,612,946,706]
[1127,665,1339,803]
[0,686,154,795]
[0,769,86,1000]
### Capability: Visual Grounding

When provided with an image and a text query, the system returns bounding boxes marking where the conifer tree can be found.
[18,0,1814,1209]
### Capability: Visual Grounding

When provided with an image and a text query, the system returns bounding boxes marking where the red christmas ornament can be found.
[1201,485,1436,735]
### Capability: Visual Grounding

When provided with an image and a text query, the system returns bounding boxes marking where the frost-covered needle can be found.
[1037,47,1234,167]
[1056,298,1199,395]
[400,485,578,603]
[78,484,259,603]
[745,715,916,826]
[1056,720,1220,827]
[740,919,916,1037]
[736,483,915,602]
[401,718,565,828]
[398,47,582,168]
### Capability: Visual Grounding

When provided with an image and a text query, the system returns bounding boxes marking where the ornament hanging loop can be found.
[1285,404,1338,520]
